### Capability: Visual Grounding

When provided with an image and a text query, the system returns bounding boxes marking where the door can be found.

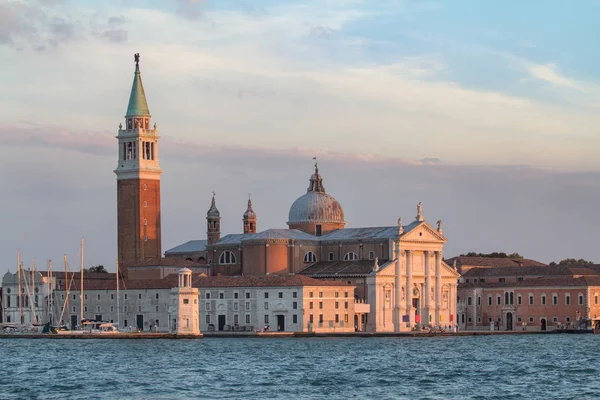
[541,318,547,331]
[506,313,513,330]
[70,315,78,330]
[218,315,226,331]
[136,314,144,331]
[276,315,285,331]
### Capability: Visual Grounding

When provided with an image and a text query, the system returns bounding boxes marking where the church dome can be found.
[243,198,256,220]
[287,164,345,231]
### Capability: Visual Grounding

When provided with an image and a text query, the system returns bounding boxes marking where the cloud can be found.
[101,29,128,43]
[528,64,586,91]
[176,0,205,21]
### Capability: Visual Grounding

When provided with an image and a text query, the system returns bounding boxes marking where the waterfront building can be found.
[457,264,600,331]
[170,268,200,335]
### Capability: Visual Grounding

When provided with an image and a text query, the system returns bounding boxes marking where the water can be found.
[0,335,599,399]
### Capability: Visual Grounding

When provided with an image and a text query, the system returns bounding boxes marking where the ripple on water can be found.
[1,336,600,399]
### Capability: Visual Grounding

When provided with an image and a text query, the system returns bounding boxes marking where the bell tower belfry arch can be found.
[115,53,163,272]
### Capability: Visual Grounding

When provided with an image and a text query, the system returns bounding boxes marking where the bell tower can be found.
[115,53,163,271]
[207,193,221,245]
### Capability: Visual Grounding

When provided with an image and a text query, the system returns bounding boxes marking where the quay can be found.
[0,329,592,339]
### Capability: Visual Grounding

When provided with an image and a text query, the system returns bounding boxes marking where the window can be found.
[124,305,128,312]
[529,317,534,323]
[499,278,505,283]
[488,317,492,322]
[245,292,250,299]
[264,302,269,310]
[369,251,375,260]
[344,314,349,323]
[155,305,159,312]
[510,292,514,305]
[344,252,358,261]
[566,294,571,305]
[553,317,558,323]
[264,315,269,324]
[541,295,546,305]
[97,294,101,300]
[124,294,128,300]
[234,315,239,325]
[578,294,584,305]
[335,292,339,298]
[234,292,239,299]
[144,219,147,226]
[245,302,250,310]
[517,317,522,323]
[206,314,212,324]
[335,314,339,323]
[206,293,211,299]
[478,317,481,323]
[84,307,88,312]
[219,292,224,299]
[110,306,114,312]
[124,319,128,327]
[468,317,472,323]
[553,295,558,305]
[143,201,147,208]
[264,292,269,299]
[293,292,297,298]
[309,292,314,298]
[293,315,298,324]
[344,301,348,309]
[329,252,334,261]
[488,296,492,306]
[138,305,141,312]
[72,306,76,312]
[245,315,250,324]
[596,295,599,305]
[309,314,314,324]
[319,302,323,309]
[335,301,339,309]
[529,295,534,305]
[84,294,88,300]
[219,251,237,264]
[345,292,348,298]
[155,293,159,300]
[517,295,522,305]
[205,302,211,311]
[234,302,239,311]
[96,306,101,312]
[319,314,323,323]
[309,302,313,309]
[304,252,317,263]
[566,317,571,323]
[467,297,472,306]
[138,293,142,300]
[505,293,509,305]
[144,235,147,242]
[517,277,523,282]
[293,302,297,309]
[110,294,114,300]
[278,292,283,299]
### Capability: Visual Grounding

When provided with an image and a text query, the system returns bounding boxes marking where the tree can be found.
[460,252,523,259]
[86,265,108,273]
[549,258,594,266]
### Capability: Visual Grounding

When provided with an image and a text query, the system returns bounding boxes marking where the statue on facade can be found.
[437,219,443,232]
[416,202,423,221]
[372,257,379,272]
[134,53,140,66]
[397,217,403,234]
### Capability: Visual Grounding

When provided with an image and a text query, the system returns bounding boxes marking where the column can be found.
[424,251,431,326]
[394,241,402,332]
[435,251,442,326]
[405,250,413,327]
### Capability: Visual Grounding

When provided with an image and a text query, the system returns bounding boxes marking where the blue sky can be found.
[0,0,599,273]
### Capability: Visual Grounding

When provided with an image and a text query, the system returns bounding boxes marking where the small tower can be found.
[169,268,200,336]
[207,193,221,245]
[243,196,257,234]
[115,53,163,272]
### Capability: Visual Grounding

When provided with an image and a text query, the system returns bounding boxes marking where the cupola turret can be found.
[243,196,257,234]
[207,192,221,245]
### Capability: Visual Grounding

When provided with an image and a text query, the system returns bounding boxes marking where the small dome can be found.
[287,164,345,227]
[207,194,220,219]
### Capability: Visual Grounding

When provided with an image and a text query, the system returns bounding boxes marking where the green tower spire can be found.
[126,53,150,117]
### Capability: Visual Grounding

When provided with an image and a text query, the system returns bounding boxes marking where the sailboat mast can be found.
[17,251,23,325]
[80,237,84,323]
[63,254,69,327]
[116,259,120,330]
[32,259,36,324]
[48,260,53,325]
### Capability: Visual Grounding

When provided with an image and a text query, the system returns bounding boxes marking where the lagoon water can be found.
[0,335,599,399]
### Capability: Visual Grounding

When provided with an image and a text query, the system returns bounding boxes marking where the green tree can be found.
[550,258,594,266]
[460,252,523,259]
[86,265,108,273]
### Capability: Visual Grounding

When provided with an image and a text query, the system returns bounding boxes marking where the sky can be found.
[1,0,599,275]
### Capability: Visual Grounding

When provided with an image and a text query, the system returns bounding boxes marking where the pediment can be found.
[400,222,447,243]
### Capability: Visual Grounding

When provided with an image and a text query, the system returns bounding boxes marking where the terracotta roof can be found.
[128,257,207,268]
[193,274,351,288]
[445,256,546,268]
[299,260,388,277]
[462,265,569,278]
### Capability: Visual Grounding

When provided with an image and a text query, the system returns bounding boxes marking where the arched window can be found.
[344,252,358,261]
[219,251,237,265]
[304,251,317,263]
